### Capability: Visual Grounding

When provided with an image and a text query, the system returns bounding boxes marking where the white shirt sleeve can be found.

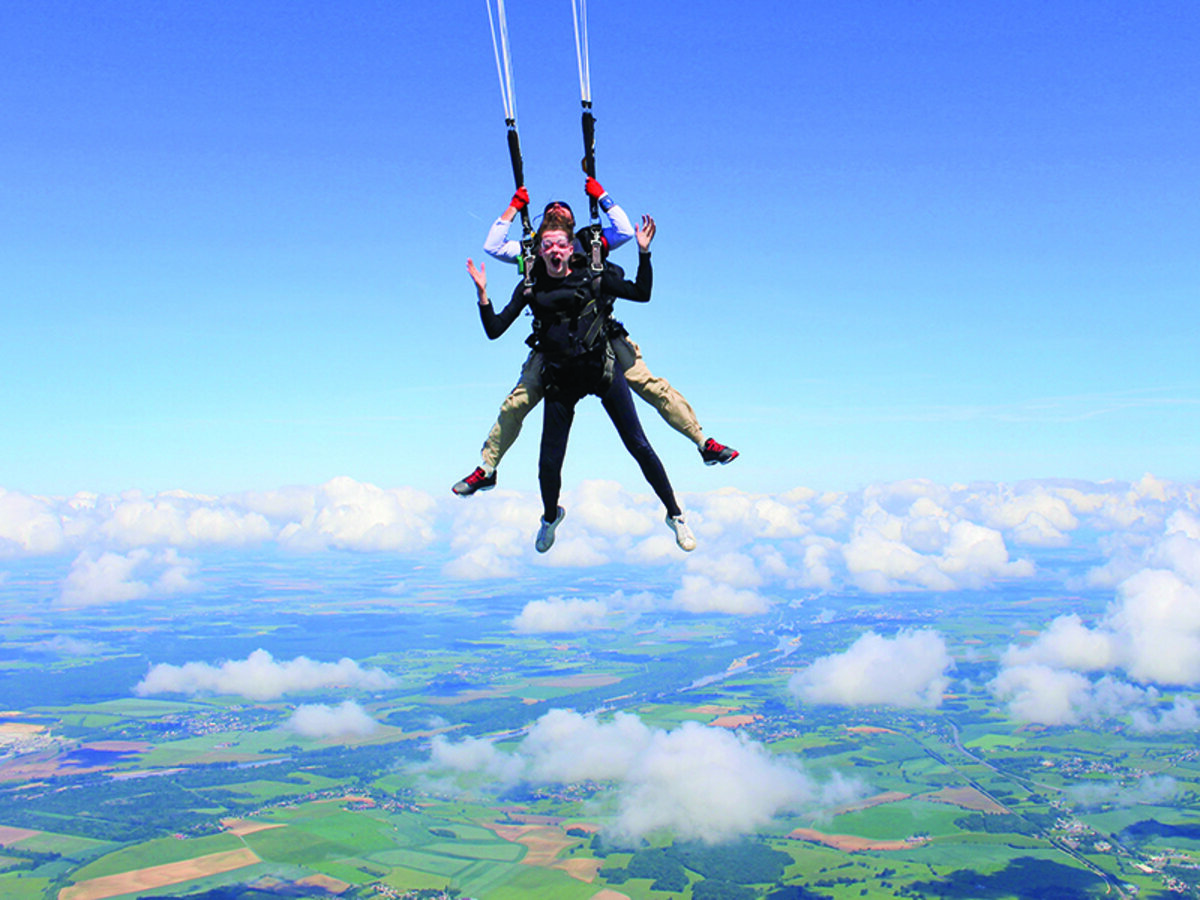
[600,198,635,251]
[483,217,521,264]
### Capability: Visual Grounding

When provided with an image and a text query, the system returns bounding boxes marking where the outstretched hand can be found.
[467,258,488,304]
[636,215,656,252]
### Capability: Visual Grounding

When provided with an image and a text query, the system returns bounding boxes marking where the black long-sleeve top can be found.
[478,253,652,341]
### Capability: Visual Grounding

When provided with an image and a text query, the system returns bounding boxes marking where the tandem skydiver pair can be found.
[458,183,738,553]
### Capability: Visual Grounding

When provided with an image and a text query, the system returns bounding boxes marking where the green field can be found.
[57,698,204,718]
[68,832,244,881]
[0,874,53,899]
[136,729,294,766]
[829,798,965,839]
[197,772,340,801]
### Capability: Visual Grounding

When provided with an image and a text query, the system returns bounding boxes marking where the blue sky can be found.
[4,0,1197,497]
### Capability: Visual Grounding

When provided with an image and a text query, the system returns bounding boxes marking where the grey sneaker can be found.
[535,507,566,553]
[666,513,696,551]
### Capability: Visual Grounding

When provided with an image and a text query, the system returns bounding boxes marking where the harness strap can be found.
[580,266,609,350]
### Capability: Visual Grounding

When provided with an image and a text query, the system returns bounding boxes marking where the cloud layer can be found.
[427,708,862,844]
[2,477,1198,637]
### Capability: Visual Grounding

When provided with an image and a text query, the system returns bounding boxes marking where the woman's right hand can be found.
[467,258,488,304]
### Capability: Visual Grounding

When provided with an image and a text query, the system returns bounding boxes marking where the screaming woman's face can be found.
[539,230,572,277]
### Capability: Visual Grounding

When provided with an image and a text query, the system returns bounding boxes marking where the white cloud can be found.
[511,597,610,633]
[1110,568,1200,685]
[689,488,811,541]
[989,664,1094,725]
[441,491,551,576]
[276,477,437,552]
[792,539,838,590]
[1131,697,1200,734]
[0,489,65,555]
[425,708,862,844]
[685,552,764,590]
[672,574,770,615]
[285,700,379,738]
[536,533,611,567]
[665,552,773,616]
[843,536,954,591]
[1064,775,1178,809]
[940,520,1035,582]
[996,508,1200,698]
[29,635,106,656]
[86,478,438,553]
[428,734,526,785]
[842,498,1034,593]
[59,548,198,607]
[442,539,524,580]
[789,629,953,708]
[1001,614,1118,672]
[0,478,439,564]
[987,668,1159,727]
[604,720,859,845]
[979,489,1079,547]
[134,648,395,700]
[570,480,659,539]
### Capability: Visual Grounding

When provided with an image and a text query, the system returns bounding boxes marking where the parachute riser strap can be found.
[505,123,532,233]
[581,105,603,275]
[504,119,535,287]
[581,106,599,225]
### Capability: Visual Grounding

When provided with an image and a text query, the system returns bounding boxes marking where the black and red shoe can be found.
[452,466,497,496]
[699,438,739,466]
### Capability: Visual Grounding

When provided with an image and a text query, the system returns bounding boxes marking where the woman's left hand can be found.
[636,215,656,252]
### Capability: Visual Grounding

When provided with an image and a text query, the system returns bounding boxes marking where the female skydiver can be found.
[467,215,696,553]
[453,180,737,497]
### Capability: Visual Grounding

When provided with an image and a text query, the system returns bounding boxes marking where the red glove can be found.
[585,177,606,200]
[510,186,530,211]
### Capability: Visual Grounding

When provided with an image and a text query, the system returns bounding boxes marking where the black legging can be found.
[539,366,682,522]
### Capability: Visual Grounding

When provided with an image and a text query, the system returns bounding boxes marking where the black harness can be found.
[528,256,615,400]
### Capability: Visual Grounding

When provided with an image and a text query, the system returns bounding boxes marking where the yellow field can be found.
[58,847,260,900]
[921,786,1009,814]
[0,825,39,846]
[486,822,597,882]
[788,827,929,852]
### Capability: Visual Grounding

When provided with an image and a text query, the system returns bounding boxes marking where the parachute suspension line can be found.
[571,0,592,104]
[572,0,603,273]
[486,0,535,282]
[486,0,517,123]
